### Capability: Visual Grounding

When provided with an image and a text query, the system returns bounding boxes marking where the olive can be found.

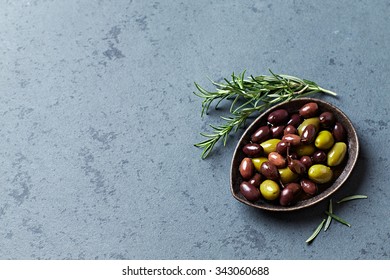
[301,124,316,144]
[308,164,333,184]
[279,183,302,206]
[333,122,346,142]
[295,144,316,157]
[287,113,301,128]
[297,117,320,136]
[278,167,299,184]
[267,109,289,125]
[248,173,262,187]
[239,157,255,179]
[300,156,313,169]
[327,142,347,166]
[271,125,285,138]
[282,134,301,146]
[319,111,335,128]
[312,150,327,163]
[260,139,281,154]
[251,157,268,172]
[242,143,263,157]
[251,126,271,143]
[276,141,289,156]
[260,180,280,200]
[284,125,297,135]
[260,161,280,180]
[300,178,318,195]
[299,102,319,118]
[279,187,294,206]
[268,152,286,168]
[315,130,335,150]
[288,159,306,175]
[240,181,261,202]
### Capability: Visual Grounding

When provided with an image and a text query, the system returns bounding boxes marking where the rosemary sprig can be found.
[325,211,351,227]
[324,199,333,231]
[337,195,368,204]
[194,70,337,159]
[306,219,326,243]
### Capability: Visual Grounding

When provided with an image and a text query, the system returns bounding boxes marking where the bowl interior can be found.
[230,98,359,211]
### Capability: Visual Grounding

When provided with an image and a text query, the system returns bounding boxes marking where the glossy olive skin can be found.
[301,124,316,144]
[284,125,297,135]
[267,109,289,125]
[260,161,280,180]
[327,142,347,166]
[248,173,262,187]
[282,134,301,146]
[242,143,263,157]
[240,181,261,202]
[299,102,319,118]
[288,159,306,175]
[251,157,268,172]
[239,157,255,179]
[251,126,271,143]
[319,111,335,128]
[312,150,327,163]
[333,122,346,142]
[260,139,281,154]
[287,113,301,127]
[308,164,333,184]
[268,152,286,168]
[271,125,285,138]
[278,167,299,184]
[279,183,302,206]
[315,130,335,150]
[297,117,320,136]
[300,178,318,195]
[276,141,289,155]
[295,144,316,157]
[260,180,280,200]
[300,156,313,169]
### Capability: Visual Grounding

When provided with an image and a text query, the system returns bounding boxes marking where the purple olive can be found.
[251,126,271,143]
[260,161,280,180]
[267,109,289,125]
[239,158,255,180]
[299,102,319,118]
[242,143,263,157]
[240,181,261,202]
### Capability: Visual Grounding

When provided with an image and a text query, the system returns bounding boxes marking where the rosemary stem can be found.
[318,86,338,96]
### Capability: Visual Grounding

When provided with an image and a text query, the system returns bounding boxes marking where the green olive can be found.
[260,139,281,155]
[251,157,268,172]
[278,167,299,184]
[297,117,320,136]
[314,130,335,150]
[260,179,280,200]
[308,164,333,184]
[295,144,316,157]
[327,142,347,166]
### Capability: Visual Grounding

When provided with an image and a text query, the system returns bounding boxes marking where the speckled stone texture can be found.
[0,0,389,260]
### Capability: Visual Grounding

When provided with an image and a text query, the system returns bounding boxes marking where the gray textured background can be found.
[0,0,389,259]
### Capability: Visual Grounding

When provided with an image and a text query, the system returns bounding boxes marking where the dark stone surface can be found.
[0,0,388,259]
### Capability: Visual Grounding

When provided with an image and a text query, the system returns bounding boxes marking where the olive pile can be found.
[239,102,348,206]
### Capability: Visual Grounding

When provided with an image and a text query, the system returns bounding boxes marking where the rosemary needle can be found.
[324,199,333,231]
[306,219,326,243]
[194,70,337,159]
[325,211,351,227]
[337,195,368,204]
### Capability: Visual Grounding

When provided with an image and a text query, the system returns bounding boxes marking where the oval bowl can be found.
[230,98,359,211]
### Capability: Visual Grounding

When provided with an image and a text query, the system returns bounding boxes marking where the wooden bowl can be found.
[230,98,359,211]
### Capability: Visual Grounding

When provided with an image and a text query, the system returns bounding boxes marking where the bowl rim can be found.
[230,97,360,211]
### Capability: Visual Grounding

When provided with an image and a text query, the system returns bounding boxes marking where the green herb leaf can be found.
[337,195,368,204]
[194,70,337,159]
[306,219,326,243]
[325,211,351,227]
[324,199,333,231]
